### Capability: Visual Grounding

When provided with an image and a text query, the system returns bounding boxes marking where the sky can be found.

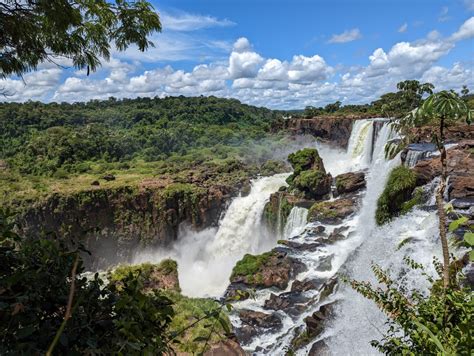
[2,0,474,109]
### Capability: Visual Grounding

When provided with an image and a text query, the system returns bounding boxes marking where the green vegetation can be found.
[0,0,161,78]
[164,291,232,353]
[231,251,273,282]
[375,166,418,225]
[349,259,472,355]
[263,193,294,235]
[285,148,330,199]
[0,219,175,355]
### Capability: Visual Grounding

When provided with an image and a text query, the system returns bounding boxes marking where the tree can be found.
[461,85,469,97]
[324,100,341,113]
[397,80,435,110]
[0,0,161,78]
[404,90,472,288]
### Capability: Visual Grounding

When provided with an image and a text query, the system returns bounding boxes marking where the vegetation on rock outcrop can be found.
[375,166,418,225]
[286,148,331,199]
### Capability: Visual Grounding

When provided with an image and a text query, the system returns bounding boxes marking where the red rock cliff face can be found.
[284,116,376,148]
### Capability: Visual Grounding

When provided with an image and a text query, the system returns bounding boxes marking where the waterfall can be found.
[283,207,308,239]
[346,119,375,169]
[133,173,289,297]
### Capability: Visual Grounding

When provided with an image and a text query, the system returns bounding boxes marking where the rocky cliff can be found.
[284,115,377,148]
[13,160,262,268]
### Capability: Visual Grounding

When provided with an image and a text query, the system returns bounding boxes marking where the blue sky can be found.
[2,0,474,108]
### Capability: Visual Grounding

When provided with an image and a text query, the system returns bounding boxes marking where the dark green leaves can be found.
[0,0,161,78]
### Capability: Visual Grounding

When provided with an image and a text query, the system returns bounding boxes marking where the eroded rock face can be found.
[335,171,366,195]
[229,250,306,290]
[308,198,357,224]
[412,141,474,200]
[284,116,372,148]
[304,302,335,336]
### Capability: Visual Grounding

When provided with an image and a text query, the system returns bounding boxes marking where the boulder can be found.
[286,148,332,200]
[239,310,282,330]
[335,171,366,195]
[304,302,335,337]
[264,293,291,310]
[91,180,100,186]
[291,278,324,292]
[277,240,321,252]
[308,339,331,356]
[230,250,306,290]
[308,198,357,224]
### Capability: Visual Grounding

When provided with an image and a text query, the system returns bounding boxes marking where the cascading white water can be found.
[283,207,308,239]
[133,173,289,297]
[346,119,376,169]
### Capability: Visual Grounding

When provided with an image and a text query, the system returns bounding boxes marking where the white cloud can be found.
[161,11,235,31]
[2,19,473,109]
[398,23,408,33]
[450,16,474,41]
[328,28,362,43]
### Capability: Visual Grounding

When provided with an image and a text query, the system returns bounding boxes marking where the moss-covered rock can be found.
[286,148,331,200]
[109,259,180,292]
[375,166,418,225]
[307,198,356,224]
[287,148,326,176]
[230,250,305,289]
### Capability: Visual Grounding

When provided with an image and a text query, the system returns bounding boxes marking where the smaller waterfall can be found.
[346,120,375,169]
[282,207,308,239]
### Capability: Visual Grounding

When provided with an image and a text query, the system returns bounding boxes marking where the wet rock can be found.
[308,339,331,356]
[239,310,282,329]
[335,171,366,195]
[264,293,291,310]
[304,302,335,337]
[101,173,116,181]
[230,250,306,290]
[278,240,321,252]
[291,278,325,292]
[308,198,357,224]
[319,277,338,300]
[327,226,349,243]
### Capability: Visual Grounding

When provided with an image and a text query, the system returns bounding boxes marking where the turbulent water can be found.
[135,118,444,354]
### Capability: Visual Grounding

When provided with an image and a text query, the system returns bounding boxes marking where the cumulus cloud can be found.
[328,28,362,43]
[398,23,408,33]
[2,19,473,109]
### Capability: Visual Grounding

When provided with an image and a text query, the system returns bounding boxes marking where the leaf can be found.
[413,320,446,354]
[469,250,474,262]
[448,216,468,232]
[217,316,231,335]
[463,232,474,246]
[193,336,208,342]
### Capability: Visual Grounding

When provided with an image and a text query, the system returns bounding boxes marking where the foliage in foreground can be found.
[349,257,473,355]
[0,213,232,355]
